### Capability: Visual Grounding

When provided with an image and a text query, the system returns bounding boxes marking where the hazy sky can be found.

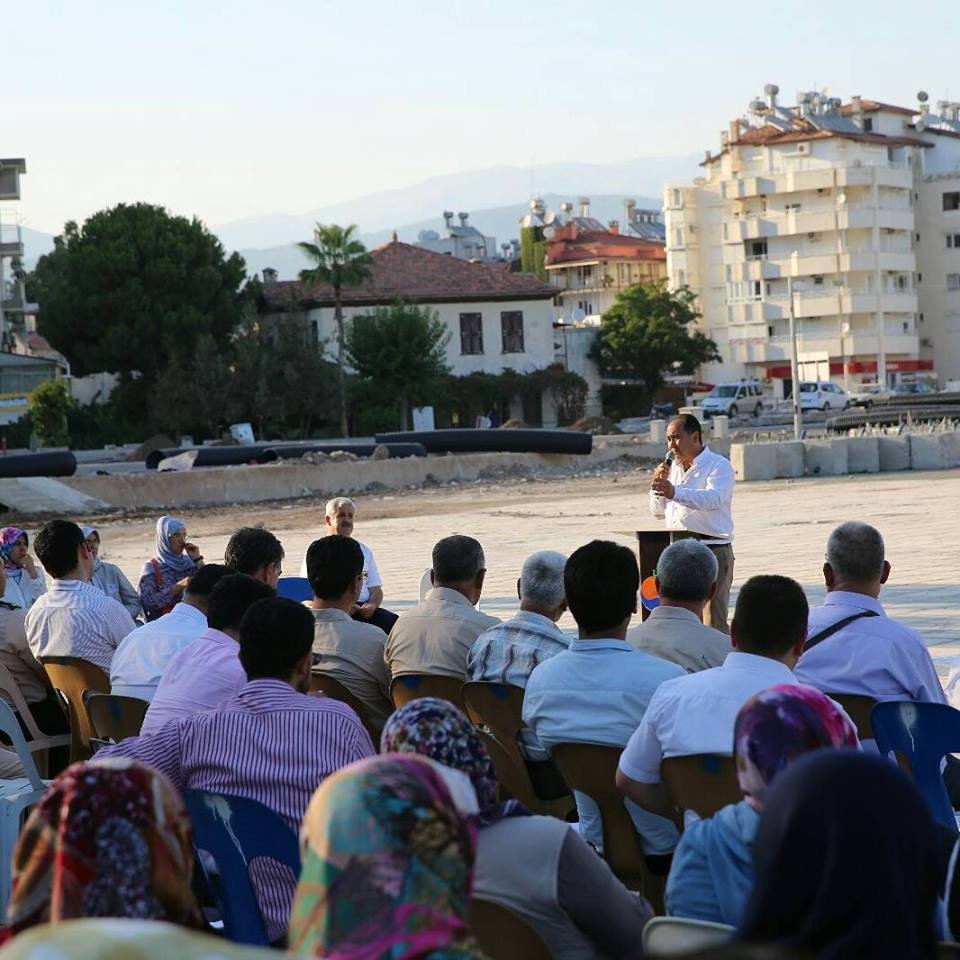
[7,0,960,234]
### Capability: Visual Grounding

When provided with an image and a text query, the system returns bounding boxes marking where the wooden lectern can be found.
[636,525,671,622]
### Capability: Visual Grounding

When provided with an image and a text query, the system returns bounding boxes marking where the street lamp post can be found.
[787,274,803,440]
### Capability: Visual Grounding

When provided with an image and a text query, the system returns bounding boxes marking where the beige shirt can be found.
[385,587,500,680]
[311,608,393,731]
[0,603,48,704]
[626,605,730,673]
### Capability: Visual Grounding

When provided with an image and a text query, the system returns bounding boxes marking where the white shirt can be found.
[649,445,735,542]
[618,651,797,784]
[110,602,208,701]
[1,566,47,611]
[299,540,381,604]
[25,578,136,673]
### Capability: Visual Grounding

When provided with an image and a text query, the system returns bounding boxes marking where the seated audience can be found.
[299,496,397,634]
[736,751,943,959]
[385,535,499,680]
[139,516,203,622]
[523,540,684,857]
[25,520,136,673]
[616,575,809,824]
[666,684,859,925]
[139,573,273,735]
[0,526,46,610]
[288,753,485,959]
[80,525,142,619]
[99,597,374,943]
[110,564,230,701]
[223,526,284,587]
[5,759,203,935]
[382,698,651,960]
[626,539,729,672]
[307,535,393,732]
[797,521,946,706]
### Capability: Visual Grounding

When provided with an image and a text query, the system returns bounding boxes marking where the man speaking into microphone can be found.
[649,413,736,633]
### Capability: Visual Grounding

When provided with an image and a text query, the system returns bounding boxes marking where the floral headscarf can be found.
[733,683,859,811]
[381,698,525,826]
[146,516,194,575]
[0,526,27,571]
[289,754,487,960]
[5,759,203,937]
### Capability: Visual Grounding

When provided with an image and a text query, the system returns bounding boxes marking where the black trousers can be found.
[353,606,398,635]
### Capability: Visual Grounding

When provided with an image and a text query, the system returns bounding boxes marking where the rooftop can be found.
[545,227,666,267]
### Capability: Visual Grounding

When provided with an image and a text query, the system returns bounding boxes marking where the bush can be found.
[29,379,73,447]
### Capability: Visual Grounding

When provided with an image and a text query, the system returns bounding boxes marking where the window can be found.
[813,276,825,286]
[944,192,960,211]
[748,240,767,259]
[948,235,960,248]
[948,274,960,291]
[863,118,874,132]
[500,311,525,353]
[785,202,802,213]
[459,313,484,354]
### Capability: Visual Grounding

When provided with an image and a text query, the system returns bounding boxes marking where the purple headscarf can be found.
[0,527,27,571]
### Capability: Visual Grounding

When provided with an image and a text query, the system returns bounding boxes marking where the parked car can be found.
[893,381,937,396]
[848,383,892,409]
[797,381,851,412]
[700,381,766,418]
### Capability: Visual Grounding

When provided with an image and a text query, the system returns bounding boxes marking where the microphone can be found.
[662,451,675,468]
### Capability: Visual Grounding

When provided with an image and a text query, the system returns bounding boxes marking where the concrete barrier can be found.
[846,437,880,474]
[940,431,960,468]
[649,420,665,444]
[878,436,910,472]
[909,435,945,470]
[731,443,777,481]
[711,416,729,439]
[775,442,805,478]
[805,439,849,477]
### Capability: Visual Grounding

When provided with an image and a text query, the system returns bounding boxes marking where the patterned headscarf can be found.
[150,516,194,574]
[733,683,859,811]
[5,759,203,936]
[0,527,27,571]
[381,698,525,826]
[289,754,487,960]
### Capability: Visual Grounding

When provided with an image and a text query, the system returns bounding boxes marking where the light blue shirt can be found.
[522,637,684,854]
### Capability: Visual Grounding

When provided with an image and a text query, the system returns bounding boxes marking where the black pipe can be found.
[374,428,592,455]
[0,451,77,478]
[265,442,427,460]
[146,446,273,470]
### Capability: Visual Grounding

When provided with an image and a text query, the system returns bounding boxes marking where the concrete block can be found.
[711,415,729,439]
[774,441,805,478]
[878,436,910,472]
[940,432,960,468]
[845,437,880,474]
[909,434,945,470]
[649,420,665,444]
[731,443,777,482]
[804,439,849,477]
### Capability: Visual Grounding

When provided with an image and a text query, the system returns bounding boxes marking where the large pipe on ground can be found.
[265,442,427,460]
[373,429,592,455]
[146,442,429,470]
[0,451,78,478]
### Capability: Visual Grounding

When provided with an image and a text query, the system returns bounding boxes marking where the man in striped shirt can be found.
[99,597,375,943]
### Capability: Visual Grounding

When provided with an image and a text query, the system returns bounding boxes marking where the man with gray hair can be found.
[795,521,945,707]
[626,539,730,672]
[385,535,500,680]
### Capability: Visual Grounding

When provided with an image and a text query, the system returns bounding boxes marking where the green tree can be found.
[298,223,373,437]
[345,301,450,430]
[29,379,73,447]
[590,282,720,396]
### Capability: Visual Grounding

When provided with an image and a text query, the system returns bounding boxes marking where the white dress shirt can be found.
[110,601,208,700]
[618,651,797,784]
[649,445,735,542]
[300,540,381,604]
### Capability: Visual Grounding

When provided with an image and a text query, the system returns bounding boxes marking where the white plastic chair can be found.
[642,917,735,956]
[0,662,70,778]
[0,697,53,916]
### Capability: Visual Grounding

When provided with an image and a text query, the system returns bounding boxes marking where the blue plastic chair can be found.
[184,790,301,946]
[276,577,313,602]
[871,700,959,830]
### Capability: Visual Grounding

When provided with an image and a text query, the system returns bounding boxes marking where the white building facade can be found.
[665,88,960,392]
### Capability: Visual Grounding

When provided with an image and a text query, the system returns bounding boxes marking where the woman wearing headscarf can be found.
[0,527,45,610]
[4,758,204,937]
[666,684,859,926]
[288,752,487,959]
[80,525,142,620]
[138,516,202,622]
[737,750,942,959]
[381,698,651,960]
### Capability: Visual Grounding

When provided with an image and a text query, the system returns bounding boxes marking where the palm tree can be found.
[298,223,373,436]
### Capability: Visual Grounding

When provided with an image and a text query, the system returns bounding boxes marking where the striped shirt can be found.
[25,578,136,672]
[98,678,375,941]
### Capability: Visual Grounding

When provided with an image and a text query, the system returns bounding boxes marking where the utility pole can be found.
[787,274,802,439]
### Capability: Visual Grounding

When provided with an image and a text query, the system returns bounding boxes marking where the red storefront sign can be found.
[764,359,932,378]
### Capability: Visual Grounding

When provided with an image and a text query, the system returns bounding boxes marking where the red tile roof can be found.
[262,240,555,309]
[731,121,930,149]
[838,99,916,116]
[545,230,666,267]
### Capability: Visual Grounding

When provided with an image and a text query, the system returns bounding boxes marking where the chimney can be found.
[443,210,454,230]
[458,211,469,226]
[624,198,636,223]
[262,268,278,284]
[729,119,740,143]
[578,197,591,218]
[608,220,619,235]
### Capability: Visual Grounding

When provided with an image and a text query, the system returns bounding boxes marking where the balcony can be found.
[0,160,26,202]
[1,280,26,314]
[0,223,23,258]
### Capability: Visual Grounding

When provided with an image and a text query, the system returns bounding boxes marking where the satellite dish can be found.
[543,211,556,226]
[918,90,929,103]
[543,226,556,239]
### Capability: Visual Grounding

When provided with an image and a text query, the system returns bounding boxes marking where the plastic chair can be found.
[642,917,735,956]
[390,673,465,710]
[661,754,740,824]
[185,790,301,946]
[468,897,551,960]
[0,698,53,916]
[550,742,665,912]
[39,656,110,763]
[276,577,313,602]
[0,662,70,778]
[871,700,960,830]
[86,693,149,743]
[310,672,381,743]
[461,681,574,819]
[827,692,878,740]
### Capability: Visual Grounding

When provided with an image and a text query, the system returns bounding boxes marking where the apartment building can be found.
[665,86,960,392]
[0,158,27,352]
